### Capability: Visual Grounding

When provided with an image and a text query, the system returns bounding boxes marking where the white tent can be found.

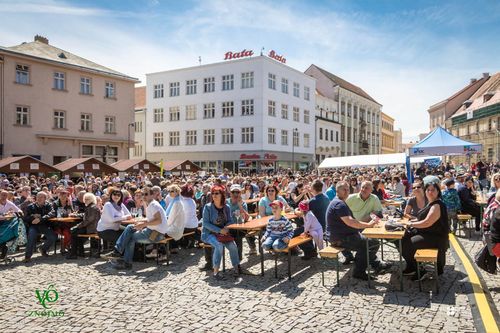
[409,126,482,156]
[318,153,441,169]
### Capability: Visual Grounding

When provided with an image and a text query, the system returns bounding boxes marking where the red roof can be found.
[111,159,160,172]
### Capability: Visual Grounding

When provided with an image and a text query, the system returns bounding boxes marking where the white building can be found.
[132,86,146,159]
[315,92,341,164]
[145,54,316,172]
[305,64,382,156]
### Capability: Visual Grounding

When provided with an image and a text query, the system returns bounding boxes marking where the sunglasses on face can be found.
[413,186,422,189]
[212,192,221,195]
[111,192,121,196]
[267,190,275,193]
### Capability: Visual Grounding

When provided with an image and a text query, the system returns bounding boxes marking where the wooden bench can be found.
[457,214,473,238]
[414,249,439,293]
[319,246,344,287]
[153,231,196,265]
[76,233,101,257]
[271,236,313,280]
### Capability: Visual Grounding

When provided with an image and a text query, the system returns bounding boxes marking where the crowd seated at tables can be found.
[0,160,499,283]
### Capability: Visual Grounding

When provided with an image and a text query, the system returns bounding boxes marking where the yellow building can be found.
[381,112,395,154]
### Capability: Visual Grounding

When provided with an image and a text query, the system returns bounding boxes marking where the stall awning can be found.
[409,126,482,156]
[318,153,441,169]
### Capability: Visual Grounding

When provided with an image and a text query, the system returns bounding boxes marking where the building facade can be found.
[145,54,316,172]
[381,112,395,154]
[394,129,403,153]
[448,72,500,163]
[0,35,138,164]
[314,93,341,164]
[305,64,382,156]
[132,86,146,159]
[428,74,488,131]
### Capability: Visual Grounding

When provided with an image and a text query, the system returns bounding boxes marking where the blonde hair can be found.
[83,192,97,205]
[168,185,181,195]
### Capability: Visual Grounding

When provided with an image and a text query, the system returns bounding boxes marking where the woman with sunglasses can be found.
[201,185,241,280]
[402,182,449,279]
[96,187,132,245]
[404,183,427,219]
[258,185,290,217]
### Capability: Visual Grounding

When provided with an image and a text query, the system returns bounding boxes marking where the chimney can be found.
[470,78,477,84]
[34,35,49,44]
[482,72,489,79]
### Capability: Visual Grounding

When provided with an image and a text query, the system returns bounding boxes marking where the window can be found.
[53,72,65,90]
[241,72,254,89]
[281,104,288,119]
[153,132,164,147]
[80,77,91,95]
[304,133,310,147]
[268,73,276,90]
[222,128,234,144]
[204,129,215,145]
[133,144,143,157]
[186,130,197,145]
[347,126,351,142]
[293,82,300,97]
[293,130,299,147]
[186,79,197,95]
[353,107,358,119]
[15,64,30,84]
[80,113,92,131]
[268,128,276,144]
[204,77,215,93]
[367,112,371,123]
[293,107,300,122]
[105,82,115,98]
[353,128,357,143]
[341,102,346,116]
[304,110,310,124]
[104,116,116,133]
[222,101,234,117]
[336,131,339,142]
[204,103,215,119]
[169,106,180,121]
[341,126,345,141]
[319,128,323,140]
[169,131,180,146]
[281,78,288,94]
[222,74,234,91]
[241,127,254,144]
[15,106,29,125]
[135,121,142,133]
[82,145,93,155]
[241,99,254,116]
[169,82,180,97]
[153,108,164,123]
[304,86,310,101]
[268,100,276,117]
[154,84,164,98]
[347,104,352,117]
[185,105,197,120]
[280,129,289,146]
[331,130,334,142]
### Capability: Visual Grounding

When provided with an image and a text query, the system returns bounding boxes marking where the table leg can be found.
[366,238,371,288]
[258,230,264,276]
[399,239,403,291]
[380,240,384,261]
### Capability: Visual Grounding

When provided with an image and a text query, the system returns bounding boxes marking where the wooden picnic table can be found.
[362,218,409,290]
[121,217,148,225]
[48,216,82,223]
[227,213,298,276]
[382,200,403,208]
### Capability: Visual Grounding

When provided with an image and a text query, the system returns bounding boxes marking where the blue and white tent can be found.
[408,126,482,156]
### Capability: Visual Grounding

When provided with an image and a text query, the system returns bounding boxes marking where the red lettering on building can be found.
[240,154,260,160]
[224,49,254,60]
[264,153,277,160]
[268,50,286,64]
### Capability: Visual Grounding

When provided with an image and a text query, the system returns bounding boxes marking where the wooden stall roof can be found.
[53,157,118,174]
[111,159,161,172]
[163,160,201,172]
[0,155,59,174]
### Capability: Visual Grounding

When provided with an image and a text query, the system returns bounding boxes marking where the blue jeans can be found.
[114,225,164,264]
[201,233,240,270]
[262,235,288,251]
[25,224,57,258]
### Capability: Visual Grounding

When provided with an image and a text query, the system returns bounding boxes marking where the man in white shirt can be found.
[111,187,168,270]
[0,190,22,217]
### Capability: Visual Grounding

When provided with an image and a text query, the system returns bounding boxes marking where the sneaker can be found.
[248,247,258,255]
[110,259,132,270]
[213,272,225,281]
[103,250,122,259]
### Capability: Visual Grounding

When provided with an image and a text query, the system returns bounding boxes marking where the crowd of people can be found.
[0,159,498,282]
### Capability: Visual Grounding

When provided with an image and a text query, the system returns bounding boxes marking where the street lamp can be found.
[127,123,135,159]
[292,128,298,172]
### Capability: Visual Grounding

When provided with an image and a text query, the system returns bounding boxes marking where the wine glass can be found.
[131,208,138,218]
[233,210,241,224]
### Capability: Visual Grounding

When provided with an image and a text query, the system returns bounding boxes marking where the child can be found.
[261,200,294,251]
[298,200,324,250]
[442,178,461,233]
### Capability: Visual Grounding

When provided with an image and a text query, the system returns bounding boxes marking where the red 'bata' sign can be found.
[240,154,260,159]
[224,49,254,60]
[268,50,286,63]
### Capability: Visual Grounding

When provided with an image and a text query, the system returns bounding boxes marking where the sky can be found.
[1,0,499,141]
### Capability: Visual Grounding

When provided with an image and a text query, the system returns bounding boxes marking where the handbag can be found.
[385,220,405,232]
[216,233,235,243]
[474,245,497,274]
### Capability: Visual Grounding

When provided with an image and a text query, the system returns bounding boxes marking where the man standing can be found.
[111,187,168,270]
[326,181,389,280]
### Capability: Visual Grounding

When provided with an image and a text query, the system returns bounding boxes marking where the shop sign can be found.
[240,154,260,159]
[268,50,286,63]
[224,49,254,60]
[263,153,277,160]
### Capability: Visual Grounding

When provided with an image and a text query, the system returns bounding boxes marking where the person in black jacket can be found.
[23,192,57,263]
[457,176,481,231]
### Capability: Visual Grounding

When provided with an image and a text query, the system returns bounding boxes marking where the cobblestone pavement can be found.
[0,237,487,333]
